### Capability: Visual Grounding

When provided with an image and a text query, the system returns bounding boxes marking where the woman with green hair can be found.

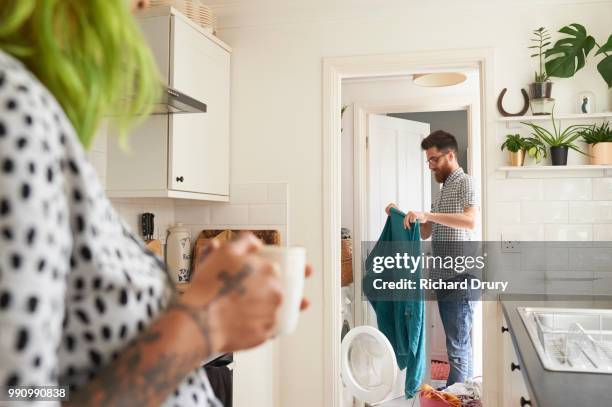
[0,1,311,405]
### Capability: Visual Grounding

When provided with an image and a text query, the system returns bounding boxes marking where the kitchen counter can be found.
[500,294,612,407]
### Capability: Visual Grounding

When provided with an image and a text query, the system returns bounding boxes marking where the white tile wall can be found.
[492,176,612,242]
[569,201,612,223]
[521,201,568,224]
[542,179,592,201]
[545,270,595,295]
[499,225,545,241]
[248,204,287,225]
[544,224,593,241]
[210,204,250,225]
[494,202,521,224]
[176,183,289,242]
[174,202,212,225]
[593,178,612,200]
[496,179,543,201]
[593,272,612,295]
[593,225,612,241]
[492,172,612,298]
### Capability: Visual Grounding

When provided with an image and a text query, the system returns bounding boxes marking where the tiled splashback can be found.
[105,183,288,245]
[174,183,289,244]
[492,177,612,241]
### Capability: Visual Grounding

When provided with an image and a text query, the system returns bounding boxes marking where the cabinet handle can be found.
[511,362,521,371]
[501,326,509,333]
[520,396,531,406]
[176,176,184,183]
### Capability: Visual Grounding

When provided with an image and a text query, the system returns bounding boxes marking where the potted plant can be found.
[545,23,612,88]
[523,137,547,164]
[521,113,587,165]
[501,134,527,166]
[579,122,612,164]
[529,27,553,99]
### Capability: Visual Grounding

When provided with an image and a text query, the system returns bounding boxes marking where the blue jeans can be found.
[436,276,476,387]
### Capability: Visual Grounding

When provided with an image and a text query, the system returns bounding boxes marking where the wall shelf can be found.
[497,112,612,123]
[497,165,612,179]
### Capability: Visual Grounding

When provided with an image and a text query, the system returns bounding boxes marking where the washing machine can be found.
[340,325,423,406]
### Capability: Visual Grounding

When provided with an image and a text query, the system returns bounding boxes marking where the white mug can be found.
[257,246,307,335]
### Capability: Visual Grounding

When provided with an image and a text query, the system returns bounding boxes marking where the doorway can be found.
[323,50,493,407]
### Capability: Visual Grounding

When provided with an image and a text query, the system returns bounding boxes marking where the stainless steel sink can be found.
[518,307,612,374]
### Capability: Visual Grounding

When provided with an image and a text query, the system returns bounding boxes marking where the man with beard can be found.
[385,130,479,388]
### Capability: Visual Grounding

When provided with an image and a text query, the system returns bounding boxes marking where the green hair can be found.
[0,0,161,148]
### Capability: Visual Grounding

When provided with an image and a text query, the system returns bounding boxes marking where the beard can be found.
[434,167,451,183]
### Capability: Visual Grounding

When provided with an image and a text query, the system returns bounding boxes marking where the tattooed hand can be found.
[177,233,284,354]
[65,233,311,407]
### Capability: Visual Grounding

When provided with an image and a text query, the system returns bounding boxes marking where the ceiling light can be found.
[413,72,467,87]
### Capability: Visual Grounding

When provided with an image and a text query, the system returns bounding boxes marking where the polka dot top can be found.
[0,51,221,406]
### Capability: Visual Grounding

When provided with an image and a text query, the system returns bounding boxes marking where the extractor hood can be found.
[151,87,207,114]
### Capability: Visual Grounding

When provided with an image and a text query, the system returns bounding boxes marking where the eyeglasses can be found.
[426,152,449,165]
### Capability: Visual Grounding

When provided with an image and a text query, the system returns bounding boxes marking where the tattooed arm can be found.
[65,234,284,407]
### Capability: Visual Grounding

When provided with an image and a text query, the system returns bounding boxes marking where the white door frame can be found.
[322,49,494,407]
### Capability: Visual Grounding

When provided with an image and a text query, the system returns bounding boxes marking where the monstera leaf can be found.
[545,24,596,78]
[595,34,612,87]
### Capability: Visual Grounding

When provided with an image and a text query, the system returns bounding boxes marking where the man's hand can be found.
[404,211,428,229]
[385,203,398,215]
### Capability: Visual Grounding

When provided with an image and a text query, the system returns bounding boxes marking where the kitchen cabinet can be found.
[107,7,230,201]
[501,316,533,407]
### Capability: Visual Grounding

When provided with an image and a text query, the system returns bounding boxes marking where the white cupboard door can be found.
[168,114,206,193]
[169,16,230,196]
[107,116,170,193]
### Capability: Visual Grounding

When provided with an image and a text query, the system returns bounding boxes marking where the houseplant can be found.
[545,23,612,88]
[523,137,547,164]
[579,122,612,164]
[501,134,527,166]
[521,113,587,165]
[529,27,553,98]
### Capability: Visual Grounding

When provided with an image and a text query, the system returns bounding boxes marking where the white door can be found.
[366,114,431,241]
[350,114,431,404]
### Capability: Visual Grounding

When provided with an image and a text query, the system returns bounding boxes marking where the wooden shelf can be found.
[497,112,612,122]
[497,165,612,178]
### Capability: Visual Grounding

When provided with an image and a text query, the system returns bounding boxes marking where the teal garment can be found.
[364,207,425,398]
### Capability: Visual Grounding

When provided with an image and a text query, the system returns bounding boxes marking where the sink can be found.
[518,307,612,374]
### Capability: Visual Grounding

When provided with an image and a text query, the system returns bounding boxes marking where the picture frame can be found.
[576,91,596,114]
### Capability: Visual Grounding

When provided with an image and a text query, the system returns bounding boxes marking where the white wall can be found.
[209,1,612,405]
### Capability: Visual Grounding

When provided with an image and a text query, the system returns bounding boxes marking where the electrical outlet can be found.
[501,240,521,253]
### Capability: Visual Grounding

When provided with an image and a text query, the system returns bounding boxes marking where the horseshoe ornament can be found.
[497,88,530,117]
